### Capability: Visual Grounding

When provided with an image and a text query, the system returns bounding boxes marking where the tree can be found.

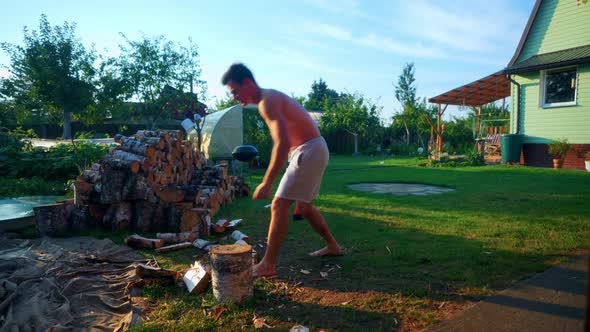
[213,92,239,111]
[115,34,206,129]
[320,93,381,154]
[392,63,419,145]
[76,55,132,125]
[394,62,417,109]
[0,15,96,139]
[303,78,339,111]
[290,94,306,106]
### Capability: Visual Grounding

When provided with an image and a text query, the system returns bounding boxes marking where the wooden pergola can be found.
[427,71,511,152]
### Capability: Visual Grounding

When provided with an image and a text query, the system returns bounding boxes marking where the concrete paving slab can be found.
[427,255,588,332]
[347,183,455,196]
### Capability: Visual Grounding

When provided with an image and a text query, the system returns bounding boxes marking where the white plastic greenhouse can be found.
[190,105,246,161]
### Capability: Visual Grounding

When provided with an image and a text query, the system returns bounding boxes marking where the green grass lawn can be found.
[107,155,589,331]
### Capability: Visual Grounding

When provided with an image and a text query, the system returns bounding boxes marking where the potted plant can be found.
[585,152,590,172]
[547,138,571,169]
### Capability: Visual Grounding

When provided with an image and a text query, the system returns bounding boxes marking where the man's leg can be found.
[297,201,342,257]
[253,197,294,277]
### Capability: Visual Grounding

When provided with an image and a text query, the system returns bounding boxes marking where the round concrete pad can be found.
[348,183,455,195]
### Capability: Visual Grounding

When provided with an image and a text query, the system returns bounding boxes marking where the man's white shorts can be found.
[275,136,329,203]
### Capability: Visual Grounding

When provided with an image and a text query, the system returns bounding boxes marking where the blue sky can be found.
[0,0,536,122]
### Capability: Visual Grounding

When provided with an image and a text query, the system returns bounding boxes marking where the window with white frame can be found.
[541,67,577,107]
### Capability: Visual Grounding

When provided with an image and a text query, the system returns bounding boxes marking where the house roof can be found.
[508,0,543,66]
[428,71,511,106]
[505,44,590,74]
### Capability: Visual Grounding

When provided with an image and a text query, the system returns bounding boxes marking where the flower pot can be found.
[585,160,590,172]
[552,158,564,169]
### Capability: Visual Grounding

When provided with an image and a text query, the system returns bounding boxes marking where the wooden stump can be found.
[210,244,253,303]
[34,203,68,237]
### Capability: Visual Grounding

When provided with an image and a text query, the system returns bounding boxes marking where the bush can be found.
[0,127,38,151]
[0,177,68,197]
[75,131,95,139]
[465,150,484,166]
[388,143,414,156]
[0,142,110,180]
[361,145,382,156]
[547,138,571,159]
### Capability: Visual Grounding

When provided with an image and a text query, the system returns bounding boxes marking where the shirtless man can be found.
[222,63,342,277]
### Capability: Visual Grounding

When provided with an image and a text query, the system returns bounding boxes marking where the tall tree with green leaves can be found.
[115,34,207,129]
[320,93,381,154]
[303,78,339,111]
[394,62,417,109]
[392,63,419,145]
[0,14,96,139]
[76,56,132,125]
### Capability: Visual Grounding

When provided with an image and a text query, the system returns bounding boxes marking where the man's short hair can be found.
[221,63,257,85]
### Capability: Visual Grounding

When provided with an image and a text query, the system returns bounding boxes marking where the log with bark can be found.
[210,244,253,303]
[125,234,164,249]
[135,264,180,284]
[156,232,198,243]
[155,242,193,253]
[34,203,68,237]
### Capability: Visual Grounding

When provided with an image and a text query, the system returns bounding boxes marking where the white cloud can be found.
[303,22,448,59]
[389,0,527,54]
[271,46,340,74]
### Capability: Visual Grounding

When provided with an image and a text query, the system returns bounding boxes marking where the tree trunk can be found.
[353,135,359,154]
[403,120,410,145]
[35,203,68,237]
[63,111,72,140]
[210,244,253,303]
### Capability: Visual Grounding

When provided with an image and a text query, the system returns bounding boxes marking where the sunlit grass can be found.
[106,155,589,330]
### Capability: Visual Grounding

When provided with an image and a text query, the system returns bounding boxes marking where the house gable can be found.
[514,0,590,63]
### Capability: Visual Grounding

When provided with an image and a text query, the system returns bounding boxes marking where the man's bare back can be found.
[259,89,320,150]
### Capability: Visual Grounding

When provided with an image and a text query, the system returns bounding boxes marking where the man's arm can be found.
[253,97,290,199]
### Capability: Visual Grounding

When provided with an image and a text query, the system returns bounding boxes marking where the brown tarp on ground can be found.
[0,236,146,331]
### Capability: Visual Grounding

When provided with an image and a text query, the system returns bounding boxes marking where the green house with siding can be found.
[429,0,589,169]
[504,0,590,169]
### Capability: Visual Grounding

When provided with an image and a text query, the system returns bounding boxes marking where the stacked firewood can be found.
[35,129,250,238]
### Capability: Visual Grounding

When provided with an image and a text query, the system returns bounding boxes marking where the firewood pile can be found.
[35,129,250,237]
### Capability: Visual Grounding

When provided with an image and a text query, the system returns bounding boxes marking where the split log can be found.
[74,177,94,206]
[159,129,184,141]
[138,136,166,150]
[110,150,151,173]
[230,230,250,243]
[88,204,108,222]
[157,186,185,203]
[125,234,164,249]
[99,169,127,204]
[117,136,155,159]
[210,244,253,303]
[34,203,68,237]
[134,130,160,139]
[104,202,132,230]
[101,155,141,173]
[135,264,179,283]
[156,232,198,243]
[179,208,210,233]
[122,173,149,201]
[69,205,94,232]
[212,219,228,233]
[183,261,211,294]
[81,169,101,183]
[134,201,163,231]
[155,242,193,253]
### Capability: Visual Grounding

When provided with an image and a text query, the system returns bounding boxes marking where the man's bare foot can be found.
[252,261,277,278]
[309,245,343,257]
